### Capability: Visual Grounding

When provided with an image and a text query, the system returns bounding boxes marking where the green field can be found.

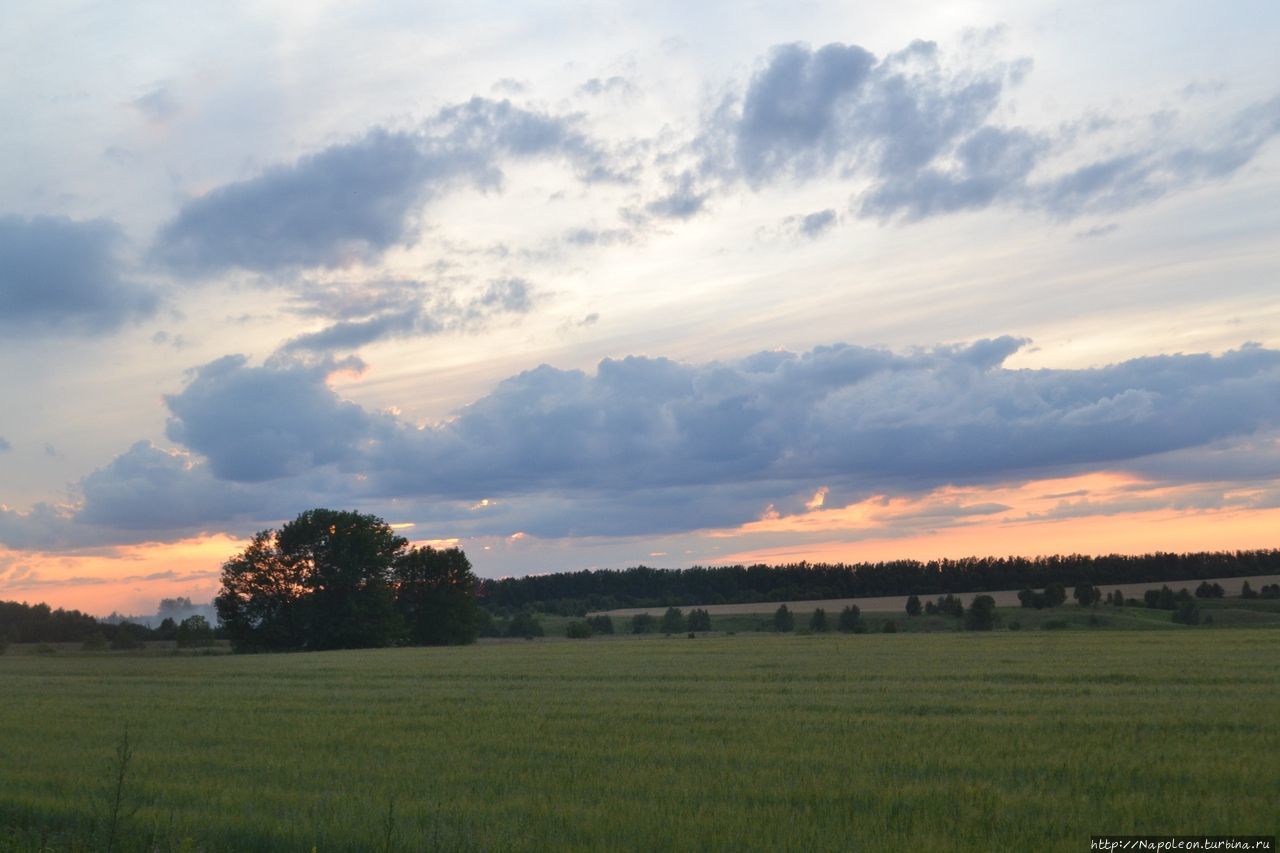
[2,630,1278,851]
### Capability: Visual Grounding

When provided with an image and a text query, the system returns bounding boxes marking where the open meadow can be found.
[2,628,1278,851]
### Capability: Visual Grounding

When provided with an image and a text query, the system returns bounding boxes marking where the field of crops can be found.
[2,629,1278,851]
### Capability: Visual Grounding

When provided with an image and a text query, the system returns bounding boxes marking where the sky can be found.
[2,1,1279,616]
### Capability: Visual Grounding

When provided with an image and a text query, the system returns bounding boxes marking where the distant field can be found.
[2,630,1278,851]
[597,573,1280,616]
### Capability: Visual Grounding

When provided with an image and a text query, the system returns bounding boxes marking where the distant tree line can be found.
[0,600,216,649]
[477,550,1280,616]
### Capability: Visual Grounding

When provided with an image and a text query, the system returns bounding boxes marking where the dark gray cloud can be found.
[0,216,156,336]
[152,99,622,276]
[6,337,1280,549]
[166,335,1280,499]
[164,355,379,481]
[153,129,440,274]
[76,440,269,530]
[697,40,1280,223]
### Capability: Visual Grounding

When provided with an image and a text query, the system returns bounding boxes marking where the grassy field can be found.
[2,630,1278,851]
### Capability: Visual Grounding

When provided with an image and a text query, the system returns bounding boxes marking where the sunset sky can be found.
[2,1,1279,616]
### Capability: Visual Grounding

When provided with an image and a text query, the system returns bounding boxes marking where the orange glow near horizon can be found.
[2,470,1278,617]
[708,472,1280,565]
[0,533,246,618]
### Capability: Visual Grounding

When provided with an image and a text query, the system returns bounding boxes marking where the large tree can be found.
[393,545,480,646]
[216,509,476,652]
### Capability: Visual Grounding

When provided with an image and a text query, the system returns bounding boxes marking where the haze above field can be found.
[2,1,1280,615]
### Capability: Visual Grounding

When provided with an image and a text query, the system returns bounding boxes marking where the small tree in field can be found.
[1073,583,1099,607]
[965,595,997,631]
[809,608,828,632]
[660,607,685,635]
[773,605,794,632]
[565,621,593,639]
[687,609,712,632]
[630,613,655,634]
[905,594,922,617]
[176,615,215,648]
[837,605,862,633]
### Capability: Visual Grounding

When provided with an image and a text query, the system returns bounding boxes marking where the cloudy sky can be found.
[3,1,1280,615]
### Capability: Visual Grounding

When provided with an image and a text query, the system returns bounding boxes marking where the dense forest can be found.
[478,549,1280,615]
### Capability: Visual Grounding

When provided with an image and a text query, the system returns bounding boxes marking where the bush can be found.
[1042,619,1068,630]
[905,594,922,617]
[176,615,215,648]
[660,607,685,635]
[565,621,593,639]
[773,605,794,632]
[630,613,655,634]
[109,629,144,651]
[837,605,862,633]
[964,595,997,631]
[1261,584,1280,599]
[1172,601,1201,626]
[932,594,964,618]
[1007,620,1021,631]
[81,632,109,652]
[687,608,712,632]
[1073,583,1099,607]
[506,611,544,639]
[1241,581,1258,599]
[586,615,614,635]
[881,620,897,634]
[809,608,828,632]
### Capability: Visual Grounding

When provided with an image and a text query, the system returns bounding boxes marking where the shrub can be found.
[905,594,922,617]
[506,611,544,639]
[964,595,997,631]
[1241,581,1258,599]
[586,615,614,635]
[176,615,215,648]
[1042,619,1069,630]
[881,620,897,634]
[837,605,862,633]
[1172,602,1201,626]
[109,631,144,651]
[1007,620,1021,631]
[687,609,712,632]
[630,613,655,634]
[81,632,109,652]
[773,605,794,633]
[809,608,828,632]
[565,621,593,639]
[660,607,685,635]
[1073,583,1099,607]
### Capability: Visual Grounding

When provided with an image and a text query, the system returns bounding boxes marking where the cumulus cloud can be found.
[76,441,270,530]
[153,99,622,276]
[164,355,378,481]
[0,216,156,336]
[6,337,1280,549]
[160,338,1280,515]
